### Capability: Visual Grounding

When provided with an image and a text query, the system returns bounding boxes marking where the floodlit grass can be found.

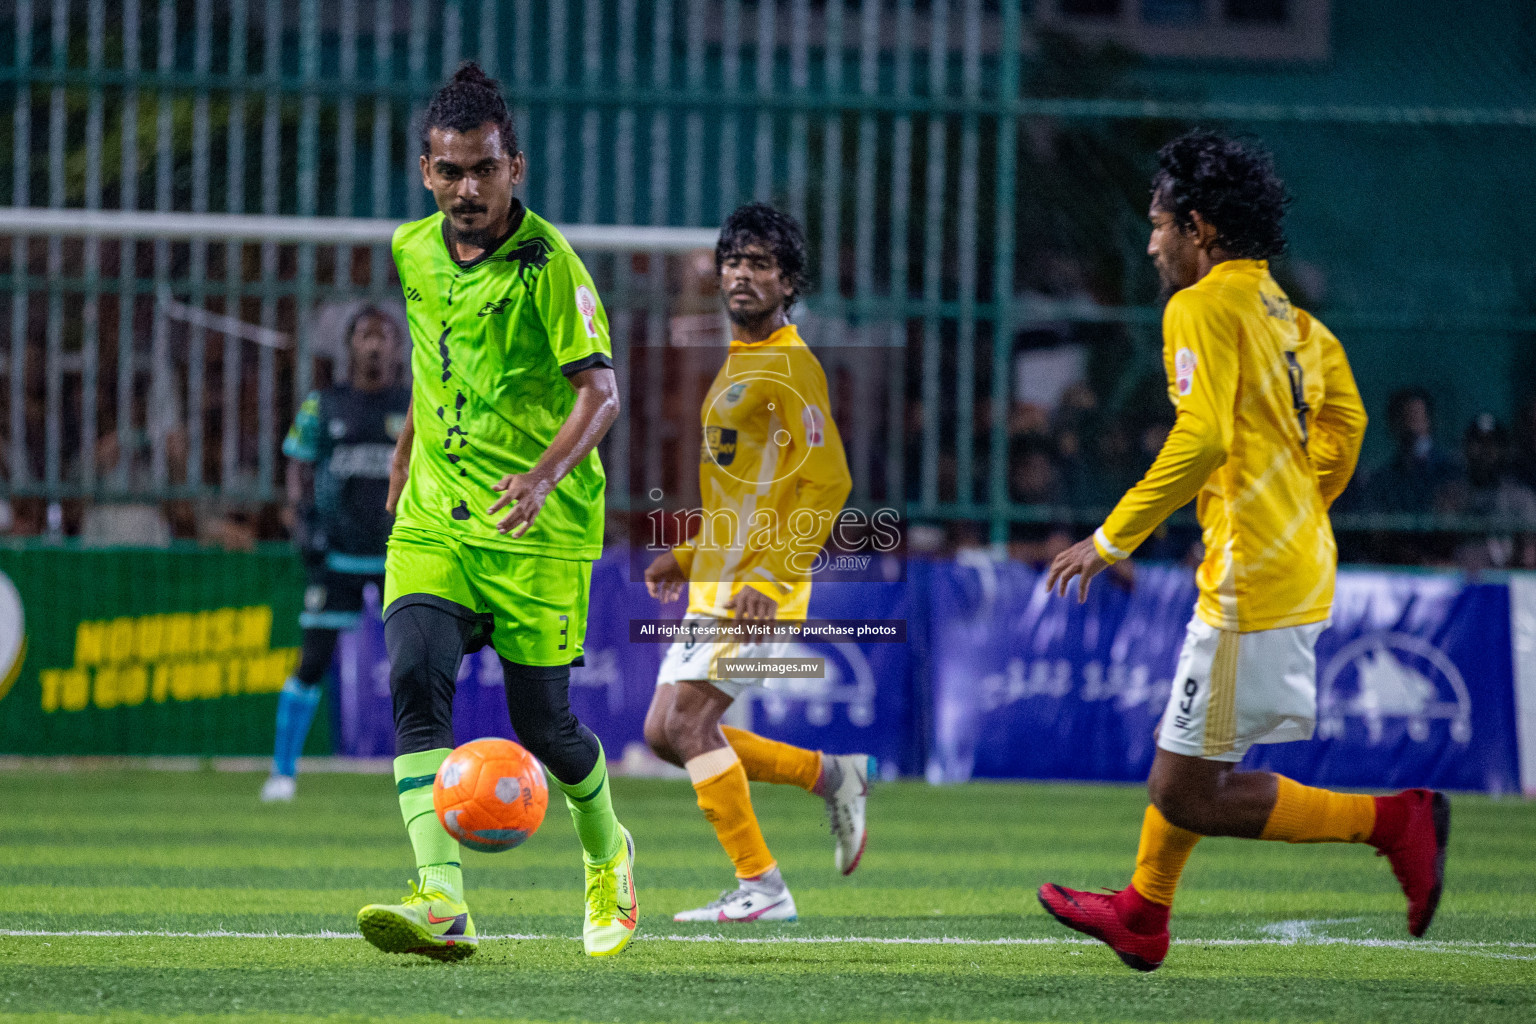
[0,769,1532,1022]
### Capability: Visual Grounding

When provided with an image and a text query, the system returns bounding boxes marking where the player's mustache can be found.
[452,203,487,215]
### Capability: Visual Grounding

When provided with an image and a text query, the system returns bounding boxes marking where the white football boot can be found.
[259,774,296,803]
[673,866,798,923]
[822,754,873,875]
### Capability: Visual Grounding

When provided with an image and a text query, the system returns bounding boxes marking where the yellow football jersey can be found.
[673,324,852,621]
[1092,259,1367,632]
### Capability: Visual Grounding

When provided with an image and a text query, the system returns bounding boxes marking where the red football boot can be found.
[1037,883,1170,972]
[1370,788,1450,937]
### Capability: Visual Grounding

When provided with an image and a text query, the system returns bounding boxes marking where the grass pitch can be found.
[0,769,1532,1023]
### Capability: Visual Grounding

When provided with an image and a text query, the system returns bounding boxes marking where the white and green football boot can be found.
[357,880,477,962]
[583,827,638,957]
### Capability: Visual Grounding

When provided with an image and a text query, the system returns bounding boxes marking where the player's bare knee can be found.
[1150,780,1211,833]
[662,705,716,763]
[643,713,679,764]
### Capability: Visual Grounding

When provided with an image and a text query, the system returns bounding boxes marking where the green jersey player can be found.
[355,63,636,960]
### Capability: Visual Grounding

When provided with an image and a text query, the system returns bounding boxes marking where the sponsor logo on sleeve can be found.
[802,405,825,447]
[575,285,599,339]
[1175,347,1197,397]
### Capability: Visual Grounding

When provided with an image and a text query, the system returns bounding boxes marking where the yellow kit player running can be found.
[355,64,635,961]
[643,204,869,923]
[1038,131,1449,972]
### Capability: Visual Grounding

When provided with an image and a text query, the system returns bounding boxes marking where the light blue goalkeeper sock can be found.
[272,676,324,777]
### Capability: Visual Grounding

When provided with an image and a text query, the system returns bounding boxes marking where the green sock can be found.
[553,744,623,864]
[394,749,463,902]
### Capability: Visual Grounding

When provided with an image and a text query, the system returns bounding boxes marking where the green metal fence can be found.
[2,1,1535,546]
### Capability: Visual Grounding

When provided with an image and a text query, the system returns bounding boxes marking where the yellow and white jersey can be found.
[1093,260,1367,633]
[673,324,852,622]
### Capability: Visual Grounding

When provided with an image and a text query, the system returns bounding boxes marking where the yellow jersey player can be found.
[643,203,870,923]
[1037,131,1449,971]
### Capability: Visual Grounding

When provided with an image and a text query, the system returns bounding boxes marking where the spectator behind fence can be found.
[1444,413,1536,571]
[1009,433,1064,506]
[78,427,182,547]
[1444,414,1536,521]
[1357,386,1461,516]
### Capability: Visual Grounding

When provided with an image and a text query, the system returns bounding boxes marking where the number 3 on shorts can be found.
[557,613,568,651]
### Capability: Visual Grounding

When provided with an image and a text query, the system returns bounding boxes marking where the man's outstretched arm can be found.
[488,365,620,537]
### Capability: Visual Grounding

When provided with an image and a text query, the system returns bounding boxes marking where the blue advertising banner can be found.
[927,558,1195,784]
[333,549,1522,792]
[1250,573,1520,794]
[926,559,1522,793]
[335,549,917,777]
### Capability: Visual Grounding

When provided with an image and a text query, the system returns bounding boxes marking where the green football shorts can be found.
[383,525,592,666]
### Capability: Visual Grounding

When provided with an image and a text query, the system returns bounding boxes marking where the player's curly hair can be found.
[715,202,810,310]
[1151,129,1291,260]
[420,61,519,157]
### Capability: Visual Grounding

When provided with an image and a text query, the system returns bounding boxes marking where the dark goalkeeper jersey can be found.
[284,383,411,560]
[390,201,613,561]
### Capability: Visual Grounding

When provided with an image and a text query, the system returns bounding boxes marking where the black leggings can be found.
[294,628,340,686]
[383,599,600,786]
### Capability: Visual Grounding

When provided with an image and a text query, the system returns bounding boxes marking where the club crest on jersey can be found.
[1175,348,1197,397]
[802,405,826,447]
[328,418,348,439]
[385,413,406,439]
[702,426,738,467]
[724,382,748,404]
[575,285,599,338]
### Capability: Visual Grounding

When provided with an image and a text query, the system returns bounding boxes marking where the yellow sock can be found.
[721,725,823,792]
[1129,805,1202,906]
[1260,775,1376,843]
[687,747,776,879]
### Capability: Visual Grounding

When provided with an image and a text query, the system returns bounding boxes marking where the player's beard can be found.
[448,204,503,250]
[1155,256,1193,298]
[726,302,777,329]
[450,221,494,251]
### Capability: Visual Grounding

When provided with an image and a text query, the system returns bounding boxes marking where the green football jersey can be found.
[391,202,612,559]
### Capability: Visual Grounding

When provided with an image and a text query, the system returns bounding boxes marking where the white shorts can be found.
[656,615,789,699]
[1157,615,1328,763]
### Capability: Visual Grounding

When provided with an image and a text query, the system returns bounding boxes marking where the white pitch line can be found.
[1,928,1533,958]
